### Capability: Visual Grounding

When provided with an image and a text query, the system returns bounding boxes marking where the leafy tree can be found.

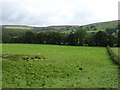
[94,31,108,46]
[85,33,95,46]
[67,31,76,45]
[36,32,46,44]
[118,30,120,47]
[45,31,62,44]
[106,28,117,35]
[2,35,12,43]
[25,31,35,43]
[107,35,117,47]
[61,33,68,45]
[74,28,86,46]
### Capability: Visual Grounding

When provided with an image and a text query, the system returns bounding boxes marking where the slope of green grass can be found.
[63,20,118,34]
[83,20,118,31]
[4,26,33,30]
[2,44,118,88]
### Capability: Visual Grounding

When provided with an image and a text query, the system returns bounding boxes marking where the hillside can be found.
[64,20,118,33]
[1,25,33,29]
[83,20,118,30]
[32,20,118,33]
[1,20,119,37]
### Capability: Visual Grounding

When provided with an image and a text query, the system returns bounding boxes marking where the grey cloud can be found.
[1,0,118,26]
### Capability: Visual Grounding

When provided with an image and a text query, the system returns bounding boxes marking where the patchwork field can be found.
[2,44,118,88]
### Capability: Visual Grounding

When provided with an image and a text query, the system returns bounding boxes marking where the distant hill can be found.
[1,25,33,30]
[1,20,118,31]
[63,20,118,33]
[82,20,118,32]
[1,20,119,37]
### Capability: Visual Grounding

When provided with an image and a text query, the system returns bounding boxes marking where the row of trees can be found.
[2,28,119,47]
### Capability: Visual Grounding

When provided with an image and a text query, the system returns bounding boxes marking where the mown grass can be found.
[2,44,118,88]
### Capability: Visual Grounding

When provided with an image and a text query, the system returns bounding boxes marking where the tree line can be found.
[2,28,120,47]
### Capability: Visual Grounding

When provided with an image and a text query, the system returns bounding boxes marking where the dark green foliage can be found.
[94,31,108,46]
[106,28,118,35]
[36,32,46,44]
[107,35,117,47]
[25,32,35,43]
[85,33,95,46]
[67,31,76,45]
[75,28,86,46]
[2,29,119,47]
[90,25,95,28]
[118,30,120,47]
[45,31,62,44]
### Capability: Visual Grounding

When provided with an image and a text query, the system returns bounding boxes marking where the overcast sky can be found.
[0,0,119,26]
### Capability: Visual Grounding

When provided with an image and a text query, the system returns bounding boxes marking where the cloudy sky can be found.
[0,0,119,26]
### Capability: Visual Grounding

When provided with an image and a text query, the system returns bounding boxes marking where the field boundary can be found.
[107,46,120,66]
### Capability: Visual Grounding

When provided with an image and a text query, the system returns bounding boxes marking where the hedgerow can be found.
[107,46,120,66]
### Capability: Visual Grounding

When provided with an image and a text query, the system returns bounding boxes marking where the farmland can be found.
[3,25,33,30]
[2,44,118,88]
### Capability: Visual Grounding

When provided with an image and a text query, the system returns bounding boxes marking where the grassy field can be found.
[2,44,118,88]
[4,26,33,30]
[111,48,119,57]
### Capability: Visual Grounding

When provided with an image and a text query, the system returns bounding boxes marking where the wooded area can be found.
[2,28,120,47]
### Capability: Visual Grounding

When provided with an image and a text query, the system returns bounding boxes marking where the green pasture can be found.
[2,44,118,88]
[4,27,33,30]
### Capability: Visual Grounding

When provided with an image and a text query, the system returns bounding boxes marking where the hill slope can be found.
[1,20,119,36]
